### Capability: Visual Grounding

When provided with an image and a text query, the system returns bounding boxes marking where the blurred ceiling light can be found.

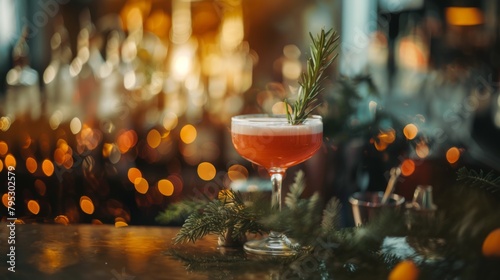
[126,7,144,31]
[446,7,484,26]
[220,14,244,51]
[171,43,196,81]
[146,10,170,38]
[120,0,151,31]
[171,0,192,44]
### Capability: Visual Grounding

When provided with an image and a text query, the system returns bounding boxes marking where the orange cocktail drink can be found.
[231,114,323,256]
[231,115,323,170]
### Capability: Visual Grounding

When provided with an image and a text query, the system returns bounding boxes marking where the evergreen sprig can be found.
[263,170,329,245]
[173,190,266,244]
[456,167,500,195]
[320,197,342,236]
[285,28,339,125]
[155,200,205,225]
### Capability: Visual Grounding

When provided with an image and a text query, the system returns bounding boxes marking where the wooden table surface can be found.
[0,223,278,280]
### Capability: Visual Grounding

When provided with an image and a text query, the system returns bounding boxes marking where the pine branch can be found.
[173,200,226,244]
[285,28,340,125]
[456,167,500,195]
[320,197,342,236]
[173,190,266,244]
[262,170,326,245]
[155,200,205,225]
[285,170,306,209]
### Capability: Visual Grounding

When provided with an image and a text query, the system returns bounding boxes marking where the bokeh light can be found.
[147,129,162,148]
[271,101,289,115]
[2,193,9,208]
[446,147,461,164]
[5,154,16,168]
[103,143,113,158]
[401,159,415,177]
[27,200,40,215]
[197,162,216,181]
[403,124,418,140]
[0,141,8,155]
[158,179,174,196]
[371,129,396,151]
[49,111,63,130]
[26,157,38,174]
[54,215,70,225]
[446,7,483,26]
[180,124,197,144]
[70,117,82,134]
[0,117,12,131]
[134,177,149,194]
[228,164,249,181]
[127,167,142,184]
[415,140,429,158]
[117,130,138,153]
[162,112,178,130]
[80,196,95,215]
[115,221,129,227]
[42,159,55,176]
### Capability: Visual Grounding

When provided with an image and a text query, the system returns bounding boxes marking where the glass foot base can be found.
[243,232,299,256]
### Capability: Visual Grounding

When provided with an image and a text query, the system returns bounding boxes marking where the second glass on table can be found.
[231,114,323,256]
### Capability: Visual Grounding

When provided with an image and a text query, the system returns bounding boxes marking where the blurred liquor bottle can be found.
[4,27,42,122]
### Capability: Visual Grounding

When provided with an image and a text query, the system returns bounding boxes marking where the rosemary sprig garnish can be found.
[285,28,339,125]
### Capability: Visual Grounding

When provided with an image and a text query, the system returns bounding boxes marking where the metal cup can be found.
[410,185,437,211]
[349,191,405,226]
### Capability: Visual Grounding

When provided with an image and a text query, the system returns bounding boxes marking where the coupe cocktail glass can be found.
[231,114,323,255]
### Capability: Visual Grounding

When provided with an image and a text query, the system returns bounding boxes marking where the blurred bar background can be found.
[0,0,499,226]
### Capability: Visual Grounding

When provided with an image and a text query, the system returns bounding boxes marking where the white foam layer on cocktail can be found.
[231,117,323,135]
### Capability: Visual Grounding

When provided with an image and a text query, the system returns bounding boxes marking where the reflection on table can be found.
[0,224,278,280]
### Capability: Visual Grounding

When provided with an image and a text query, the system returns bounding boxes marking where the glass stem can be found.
[269,168,286,212]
